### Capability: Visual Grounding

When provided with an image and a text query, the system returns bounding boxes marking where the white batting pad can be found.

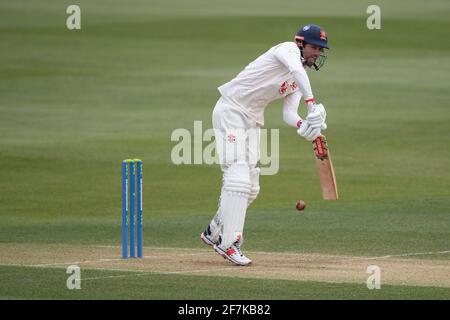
[247,166,260,207]
[208,209,222,243]
[219,164,252,248]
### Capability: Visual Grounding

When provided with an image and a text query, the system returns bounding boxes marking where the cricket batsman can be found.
[200,24,329,265]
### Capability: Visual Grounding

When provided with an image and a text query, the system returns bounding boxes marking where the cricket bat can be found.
[312,135,338,200]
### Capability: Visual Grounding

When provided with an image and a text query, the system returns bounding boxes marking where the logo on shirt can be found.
[290,81,297,90]
[227,133,236,143]
[279,81,297,94]
[279,81,288,94]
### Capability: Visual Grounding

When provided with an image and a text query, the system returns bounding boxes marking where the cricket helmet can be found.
[295,24,329,49]
[295,24,329,70]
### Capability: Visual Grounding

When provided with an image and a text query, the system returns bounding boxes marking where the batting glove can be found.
[297,120,322,141]
[306,103,327,129]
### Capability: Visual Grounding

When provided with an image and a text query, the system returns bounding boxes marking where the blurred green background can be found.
[0,0,449,299]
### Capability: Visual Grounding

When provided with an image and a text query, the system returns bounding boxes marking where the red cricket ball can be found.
[295,200,306,211]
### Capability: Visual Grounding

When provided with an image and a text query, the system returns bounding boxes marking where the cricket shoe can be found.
[213,242,252,266]
[200,226,217,247]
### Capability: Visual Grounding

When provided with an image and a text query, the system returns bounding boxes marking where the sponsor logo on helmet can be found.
[303,25,310,31]
[320,30,327,40]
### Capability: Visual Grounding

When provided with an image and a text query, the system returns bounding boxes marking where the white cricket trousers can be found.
[209,97,261,248]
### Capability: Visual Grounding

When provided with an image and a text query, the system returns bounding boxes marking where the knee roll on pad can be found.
[223,164,252,195]
[223,179,252,194]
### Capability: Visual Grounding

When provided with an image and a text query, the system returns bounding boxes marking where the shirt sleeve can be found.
[273,42,302,72]
[282,90,302,128]
[274,42,314,102]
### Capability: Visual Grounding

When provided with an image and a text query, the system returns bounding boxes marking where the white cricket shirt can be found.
[218,42,314,126]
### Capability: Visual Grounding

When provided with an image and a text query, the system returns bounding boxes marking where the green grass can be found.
[1,201,449,256]
[0,0,449,299]
[1,266,449,300]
